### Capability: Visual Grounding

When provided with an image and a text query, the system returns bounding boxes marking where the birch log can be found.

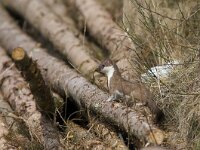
[2,0,161,121]
[0,6,164,145]
[43,0,105,60]
[0,46,63,149]
[66,0,164,122]
[66,0,140,80]
[2,0,98,76]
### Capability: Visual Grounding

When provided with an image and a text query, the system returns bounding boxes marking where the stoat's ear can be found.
[104,58,113,66]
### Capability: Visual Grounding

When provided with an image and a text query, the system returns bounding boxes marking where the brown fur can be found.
[98,59,164,122]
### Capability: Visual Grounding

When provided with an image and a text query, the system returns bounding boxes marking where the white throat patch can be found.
[102,66,114,89]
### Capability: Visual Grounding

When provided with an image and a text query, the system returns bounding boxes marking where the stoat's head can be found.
[96,59,115,77]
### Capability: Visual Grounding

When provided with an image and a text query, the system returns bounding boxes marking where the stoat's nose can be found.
[95,64,105,73]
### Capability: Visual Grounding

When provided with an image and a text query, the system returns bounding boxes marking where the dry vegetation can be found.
[0,0,199,150]
[123,0,200,149]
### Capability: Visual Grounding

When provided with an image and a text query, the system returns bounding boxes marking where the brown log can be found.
[0,4,164,145]
[11,47,55,114]
[0,46,63,149]
[2,0,98,76]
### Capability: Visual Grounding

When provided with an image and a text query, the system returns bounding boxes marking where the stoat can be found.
[96,59,164,122]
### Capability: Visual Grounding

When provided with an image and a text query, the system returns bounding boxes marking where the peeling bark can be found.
[0,46,63,149]
[2,0,98,76]
[12,47,55,114]
[0,4,164,145]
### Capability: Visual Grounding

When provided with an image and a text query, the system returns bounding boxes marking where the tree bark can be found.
[1,0,164,123]
[2,0,98,77]
[66,0,140,80]
[0,4,164,145]
[43,0,105,60]
[43,0,77,29]
[0,46,63,149]
[11,47,55,114]
[67,0,164,122]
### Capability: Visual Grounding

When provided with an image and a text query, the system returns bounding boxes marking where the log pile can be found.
[0,0,169,149]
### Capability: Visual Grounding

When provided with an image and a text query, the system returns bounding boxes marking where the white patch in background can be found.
[141,60,180,81]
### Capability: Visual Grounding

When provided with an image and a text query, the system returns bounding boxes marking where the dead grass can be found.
[123,0,200,149]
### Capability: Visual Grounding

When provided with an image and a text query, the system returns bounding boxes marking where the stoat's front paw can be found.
[106,96,114,102]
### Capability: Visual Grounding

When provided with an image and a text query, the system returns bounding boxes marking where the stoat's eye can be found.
[100,64,105,70]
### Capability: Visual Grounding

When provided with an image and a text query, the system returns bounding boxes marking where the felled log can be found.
[65,0,139,80]
[11,47,55,114]
[0,4,164,145]
[43,0,105,60]
[31,48,165,145]
[0,46,63,149]
[66,0,164,122]
[2,0,162,124]
[2,0,98,76]
[43,0,76,28]
[11,47,126,150]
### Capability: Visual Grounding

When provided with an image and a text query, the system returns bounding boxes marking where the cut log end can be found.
[12,47,25,61]
[147,129,165,145]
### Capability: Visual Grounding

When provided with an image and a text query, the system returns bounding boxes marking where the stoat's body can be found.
[96,59,164,122]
